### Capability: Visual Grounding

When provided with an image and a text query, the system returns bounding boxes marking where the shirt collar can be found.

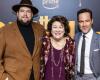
[82,28,93,39]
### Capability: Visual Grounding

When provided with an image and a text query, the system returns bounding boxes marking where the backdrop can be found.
[0,0,100,32]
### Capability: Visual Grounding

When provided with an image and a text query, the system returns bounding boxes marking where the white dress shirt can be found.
[77,29,93,74]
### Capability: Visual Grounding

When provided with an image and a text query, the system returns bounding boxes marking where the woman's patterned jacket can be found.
[40,35,75,80]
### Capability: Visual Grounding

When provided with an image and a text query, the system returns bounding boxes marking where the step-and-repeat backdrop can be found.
[0,0,100,37]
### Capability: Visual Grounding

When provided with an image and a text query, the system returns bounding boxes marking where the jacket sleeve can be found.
[0,28,5,79]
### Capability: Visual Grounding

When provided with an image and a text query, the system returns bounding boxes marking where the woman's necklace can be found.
[51,45,64,78]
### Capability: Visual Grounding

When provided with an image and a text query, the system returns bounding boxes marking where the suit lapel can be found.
[76,34,81,55]
[90,32,98,54]
[75,33,82,62]
[12,22,31,58]
[12,22,42,58]
[89,32,98,71]
[75,33,82,74]
[31,23,39,57]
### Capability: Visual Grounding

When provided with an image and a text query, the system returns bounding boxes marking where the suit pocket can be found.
[93,49,100,52]
[1,73,14,80]
[5,65,17,72]
[4,59,18,72]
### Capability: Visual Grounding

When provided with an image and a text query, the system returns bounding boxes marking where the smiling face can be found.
[78,12,93,34]
[17,6,33,24]
[51,21,65,40]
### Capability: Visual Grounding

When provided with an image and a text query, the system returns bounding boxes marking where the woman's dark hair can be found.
[47,15,70,36]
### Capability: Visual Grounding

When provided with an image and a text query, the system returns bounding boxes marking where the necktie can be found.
[80,34,85,76]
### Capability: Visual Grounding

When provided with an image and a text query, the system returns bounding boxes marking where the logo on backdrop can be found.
[79,0,82,7]
[42,0,59,9]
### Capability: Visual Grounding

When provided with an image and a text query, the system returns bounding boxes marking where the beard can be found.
[17,18,33,26]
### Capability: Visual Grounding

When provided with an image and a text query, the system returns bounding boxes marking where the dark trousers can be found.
[29,67,34,80]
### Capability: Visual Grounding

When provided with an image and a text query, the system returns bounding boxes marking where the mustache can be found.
[22,16,28,18]
[17,18,33,26]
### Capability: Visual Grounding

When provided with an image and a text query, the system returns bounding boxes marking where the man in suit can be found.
[75,8,100,80]
[0,0,44,80]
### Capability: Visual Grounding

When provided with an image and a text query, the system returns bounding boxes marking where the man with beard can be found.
[0,0,45,80]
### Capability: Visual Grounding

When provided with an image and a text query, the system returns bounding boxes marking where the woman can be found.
[40,15,75,80]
